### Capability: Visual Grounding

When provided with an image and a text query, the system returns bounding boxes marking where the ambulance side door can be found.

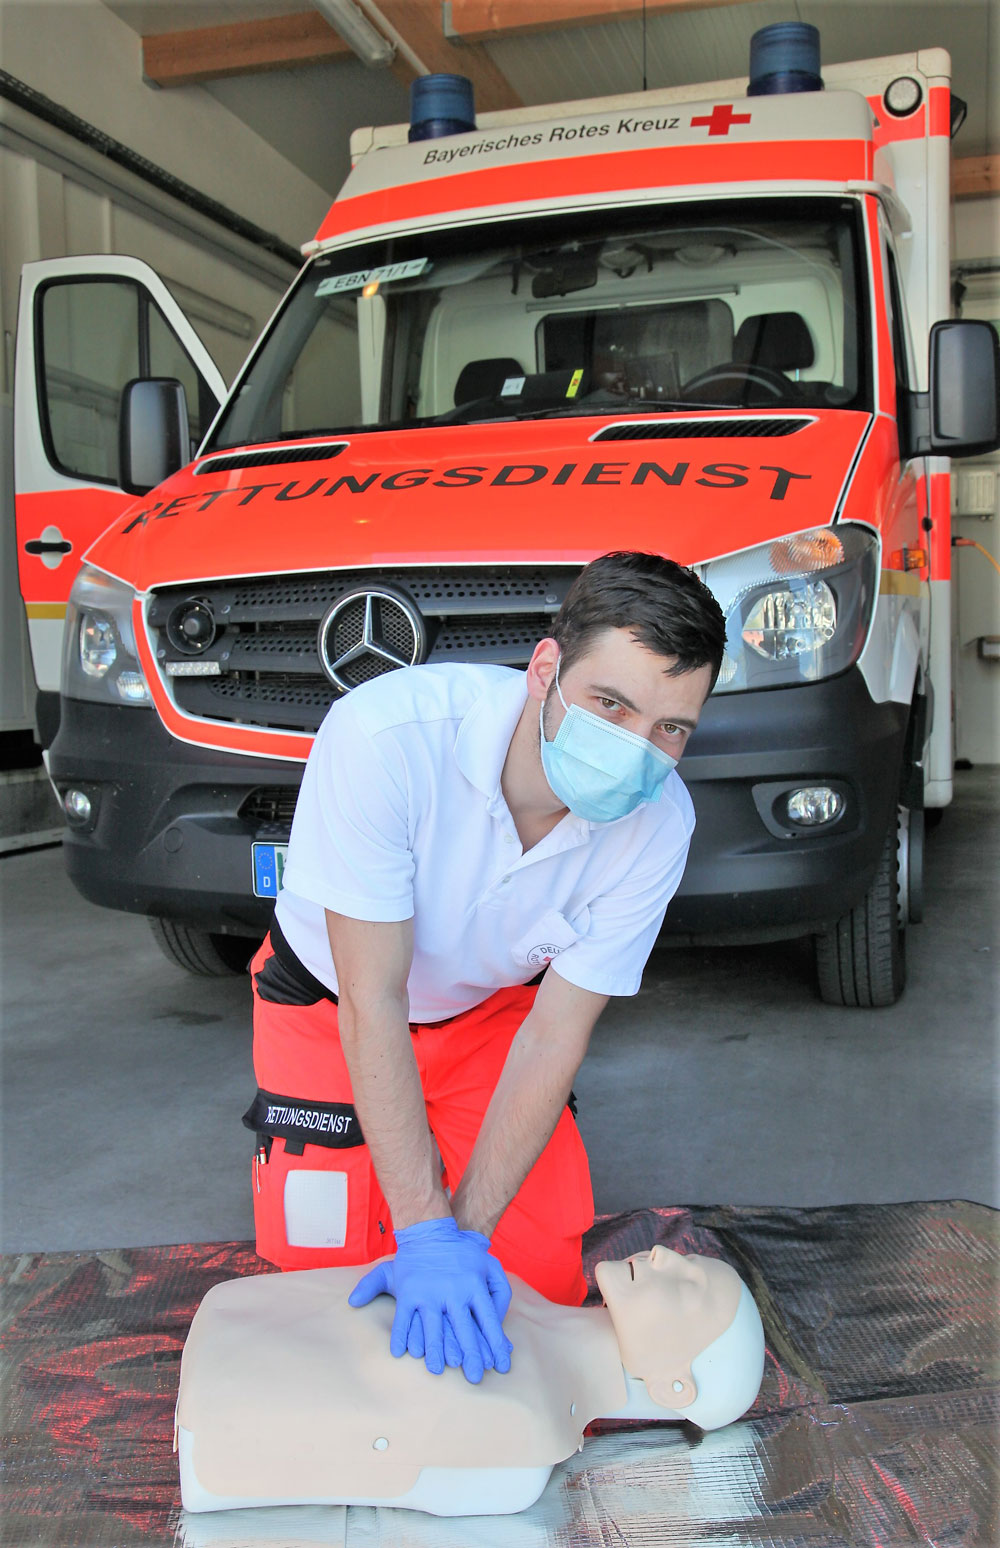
[13,256,227,725]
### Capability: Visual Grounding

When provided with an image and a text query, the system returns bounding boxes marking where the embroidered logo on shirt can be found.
[526,943,564,967]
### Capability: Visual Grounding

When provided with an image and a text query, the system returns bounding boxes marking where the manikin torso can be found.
[176,1247,765,1517]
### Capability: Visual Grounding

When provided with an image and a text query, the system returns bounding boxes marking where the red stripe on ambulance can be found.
[316,139,874,243]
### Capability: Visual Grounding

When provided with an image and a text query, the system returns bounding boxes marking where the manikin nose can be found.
[649,1245,707,1284]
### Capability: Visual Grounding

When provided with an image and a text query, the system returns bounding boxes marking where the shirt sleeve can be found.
[279,696,415,922]
[550,780,695,998]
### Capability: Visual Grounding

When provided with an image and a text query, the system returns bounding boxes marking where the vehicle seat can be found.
[734,312,815,374]
[453,358,526,406]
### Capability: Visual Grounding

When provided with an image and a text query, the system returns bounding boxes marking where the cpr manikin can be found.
[176,1246,765,1517]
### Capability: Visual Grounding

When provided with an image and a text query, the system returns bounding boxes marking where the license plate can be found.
[252,842,288,898]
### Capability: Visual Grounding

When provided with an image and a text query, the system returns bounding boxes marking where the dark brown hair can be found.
[552,551,726,689]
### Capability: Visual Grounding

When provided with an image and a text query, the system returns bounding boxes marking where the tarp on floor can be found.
[2,1201,997,1546]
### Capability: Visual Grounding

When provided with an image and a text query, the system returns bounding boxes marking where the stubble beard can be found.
[539,683,559,762]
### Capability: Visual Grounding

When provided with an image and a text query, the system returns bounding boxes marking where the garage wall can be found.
[952,194,1000,766]
[0,0,333,736]
[0,0,332,244]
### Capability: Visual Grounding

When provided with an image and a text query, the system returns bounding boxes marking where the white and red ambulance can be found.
[14,28,999,1003]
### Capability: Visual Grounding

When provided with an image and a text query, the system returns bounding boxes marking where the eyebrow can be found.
[588,683,699,733]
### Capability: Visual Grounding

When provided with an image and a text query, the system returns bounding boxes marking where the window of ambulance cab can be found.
[37,278,217,485]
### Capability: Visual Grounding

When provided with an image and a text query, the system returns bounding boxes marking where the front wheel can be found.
[813,807,913,1007]
[148,917,258,977]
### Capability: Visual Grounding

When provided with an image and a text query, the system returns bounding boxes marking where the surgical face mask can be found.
[539,658,678,823]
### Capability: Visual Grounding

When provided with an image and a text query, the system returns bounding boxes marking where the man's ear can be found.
[526,638,559,703]
[646,1372,697,1409]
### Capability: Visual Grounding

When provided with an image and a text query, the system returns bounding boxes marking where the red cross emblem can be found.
[691,104,753,137]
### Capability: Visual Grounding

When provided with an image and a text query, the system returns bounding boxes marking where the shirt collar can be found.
[453,671,531,802]
[453,668,658,842]
[455,671,596,845]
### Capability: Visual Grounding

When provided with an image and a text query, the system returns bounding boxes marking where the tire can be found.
[814,811,907,1007]
[148,917,258,977]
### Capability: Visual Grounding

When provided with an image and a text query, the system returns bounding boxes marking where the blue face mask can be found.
[539,659,678,823]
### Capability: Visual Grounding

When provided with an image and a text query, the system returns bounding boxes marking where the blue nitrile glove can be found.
[348,1217,513,1383]
[408,1303,496,1374]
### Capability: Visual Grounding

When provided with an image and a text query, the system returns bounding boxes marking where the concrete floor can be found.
[1,767,997,1255]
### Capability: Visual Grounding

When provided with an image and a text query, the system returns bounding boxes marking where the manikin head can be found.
[596,1246,765,1430]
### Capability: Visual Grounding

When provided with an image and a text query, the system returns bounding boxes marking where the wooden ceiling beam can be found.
[952,155,1000,200]
[141,3,520,113]
[372,0,521,110]
[143,12,352,88]
[447,0,759,45]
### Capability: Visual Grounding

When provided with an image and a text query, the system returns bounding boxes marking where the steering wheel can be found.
[681,363,797,404]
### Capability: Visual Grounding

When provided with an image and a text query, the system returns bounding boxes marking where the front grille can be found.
[148,566,579,735]
[241,788,299,826]
[592,417,810,441]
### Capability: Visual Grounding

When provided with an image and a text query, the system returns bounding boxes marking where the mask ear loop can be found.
[553,653,570,713]
[540,650,569,752]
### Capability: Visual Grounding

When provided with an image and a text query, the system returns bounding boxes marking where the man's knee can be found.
[490,1231,588,1306]
[488,1108,594,1305]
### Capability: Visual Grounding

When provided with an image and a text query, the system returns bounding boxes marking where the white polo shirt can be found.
[276,664,695,1022]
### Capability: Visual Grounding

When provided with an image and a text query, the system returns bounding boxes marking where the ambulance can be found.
[14,26,999,1004]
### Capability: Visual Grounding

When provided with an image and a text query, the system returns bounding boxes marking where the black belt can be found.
[266,912,339,1004]
[261,915,462,1026]
[261,913,546,1023]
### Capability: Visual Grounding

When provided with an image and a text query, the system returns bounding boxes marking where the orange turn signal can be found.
[770,530,844,575]
[890,548,928,571]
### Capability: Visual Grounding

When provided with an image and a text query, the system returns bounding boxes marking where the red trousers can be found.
[249,938,594,1304]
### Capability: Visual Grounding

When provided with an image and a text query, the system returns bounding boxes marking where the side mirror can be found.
[119,378,190,496]
[928,320,1000,458]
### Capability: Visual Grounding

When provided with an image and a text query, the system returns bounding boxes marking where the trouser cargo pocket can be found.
[244,1089,388,1270]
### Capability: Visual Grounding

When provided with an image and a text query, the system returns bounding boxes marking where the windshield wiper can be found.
[493,398,731,420]
[208,396,746,450]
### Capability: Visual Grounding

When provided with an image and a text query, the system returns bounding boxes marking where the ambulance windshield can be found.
[207,197,869,450]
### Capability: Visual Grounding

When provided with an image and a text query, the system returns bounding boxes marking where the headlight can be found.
[702,525,878,694]
[62,565,150,706]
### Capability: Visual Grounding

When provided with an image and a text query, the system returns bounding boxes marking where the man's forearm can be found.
[337,997,451,1231]
[450,1008,592,1239]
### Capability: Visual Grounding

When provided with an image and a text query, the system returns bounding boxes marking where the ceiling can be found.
[105,0,998,197]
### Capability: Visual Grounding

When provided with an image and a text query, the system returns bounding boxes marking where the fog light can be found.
[64,789,93,825]
[786,786,844,826]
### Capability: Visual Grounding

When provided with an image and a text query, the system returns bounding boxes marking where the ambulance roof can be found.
[313,89,875,251]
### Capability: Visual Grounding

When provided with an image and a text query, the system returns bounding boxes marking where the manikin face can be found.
[595,1246,742,1409]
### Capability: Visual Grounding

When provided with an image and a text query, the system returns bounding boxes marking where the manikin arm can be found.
[451,969,608,1237]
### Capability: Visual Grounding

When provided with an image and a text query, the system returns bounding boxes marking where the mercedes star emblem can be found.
[318,587,426,692]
